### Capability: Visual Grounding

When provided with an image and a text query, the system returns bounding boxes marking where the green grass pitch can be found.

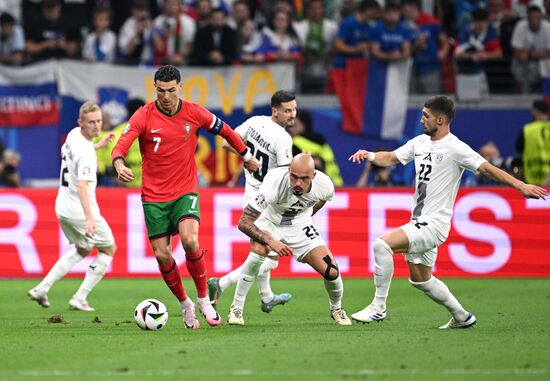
[2,278,549,381]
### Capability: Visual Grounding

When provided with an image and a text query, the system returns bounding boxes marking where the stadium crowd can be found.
[1,0,550,94]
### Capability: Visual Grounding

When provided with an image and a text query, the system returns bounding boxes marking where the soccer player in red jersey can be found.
[112,65,260,329]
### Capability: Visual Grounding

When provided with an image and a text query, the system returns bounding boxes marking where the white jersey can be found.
[394,133,486,225]
[55,127,100,220]
[249,167,334,227]
[235,115,293,200]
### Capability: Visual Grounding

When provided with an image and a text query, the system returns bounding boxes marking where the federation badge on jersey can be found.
[435,153,444,164]
[122,123,131,134]
[183,122,192,140]
[255,194,267,209]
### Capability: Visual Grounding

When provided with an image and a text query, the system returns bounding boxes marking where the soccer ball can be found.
[134,299,169,330]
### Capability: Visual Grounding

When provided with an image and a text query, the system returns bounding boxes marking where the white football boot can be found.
[28,287,50,308]
[69,295,95,311]
[351,304,387,324]
[228,307,245,326]
[182,302,200,329]
[439,313,477,329]
[331,308,352,326]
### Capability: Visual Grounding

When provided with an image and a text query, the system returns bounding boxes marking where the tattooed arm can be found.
[238,205,271,245]
[311,200,326,217]
[238,205,293,256]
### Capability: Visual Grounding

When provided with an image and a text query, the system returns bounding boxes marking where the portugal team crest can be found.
[183,123,192,139]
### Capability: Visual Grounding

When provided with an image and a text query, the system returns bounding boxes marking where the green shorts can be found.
[142,193,200,239]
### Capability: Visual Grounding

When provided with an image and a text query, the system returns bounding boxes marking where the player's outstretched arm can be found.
[94,132,116,150]
[478,162,548,199]
[348,149,399,167]
[312,200,326,216]
[238,205,293,256]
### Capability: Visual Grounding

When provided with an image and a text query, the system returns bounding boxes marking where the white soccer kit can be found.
[394,133,486,265]
[235,115,293,206]
[249,167,334,261]
[55,127,114,250]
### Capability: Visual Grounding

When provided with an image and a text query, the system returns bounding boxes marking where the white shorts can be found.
[254,217,326,262]
[58,214,115,251]
[400,219,450,267]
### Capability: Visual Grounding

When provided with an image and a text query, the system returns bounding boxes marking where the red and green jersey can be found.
[112,99,247,202]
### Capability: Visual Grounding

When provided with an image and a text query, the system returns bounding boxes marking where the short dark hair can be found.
[0,12,15,25]
[533,99,549,114]
[402,0,421,9]
[154,65,181,83]
[471,7,489,21]
[271,90,295,108]
[424,95,455,121]
[360,0,381,11]
[527,4,544,14]
[132,0,149,11]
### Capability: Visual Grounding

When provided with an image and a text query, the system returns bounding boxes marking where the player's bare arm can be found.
[238,205,293,256]
[478,162,547,200]
[112,157,135,183]
[243,156,260,172]
[94,132,116,150]
[348,150,400,167]
[222,138,244,154]
[76,180,96,237]
[312,200,326,216]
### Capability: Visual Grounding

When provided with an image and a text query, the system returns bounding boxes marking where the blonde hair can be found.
[79,101,101,120]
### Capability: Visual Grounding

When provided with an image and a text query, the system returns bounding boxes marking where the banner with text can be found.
[1,188,549,278]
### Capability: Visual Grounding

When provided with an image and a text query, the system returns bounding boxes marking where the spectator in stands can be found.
[515,99,550,185]
[82,6,117,63]
[236,18,264,64]
[0,12,24,65]
[455,7,502,93]
[369,2,413,63]
[288,109,343,186]
[152,0,196,66]
[228,0,252,30]
[0,149,21,188]
[191,7,236,66]
[455,0,487,33]
[118,0,154,66]
[331,0,379,70]
[24,0,80,62]
[402,0,449,94]
[511,4,550,94]
[192,0,213,28]
[294,0,338,93]
[260,10,302,63]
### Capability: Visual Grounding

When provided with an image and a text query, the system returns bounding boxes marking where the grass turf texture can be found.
[2,278,549,381]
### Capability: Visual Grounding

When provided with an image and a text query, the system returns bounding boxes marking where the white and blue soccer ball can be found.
[134,299,168,330]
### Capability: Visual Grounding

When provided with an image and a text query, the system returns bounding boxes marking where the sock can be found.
[159,257,187,302]
[37,248,83,292]
[185,249,208,298]
[324,274,344,311]
[180,297,192,310]
[74,253,113,300]
[257,271,274,303]
[409,276,469,321]
[371,238,394,310]
[219,264,244,291]
[258,257,278,303]
[232,252,265,310]
[219,254,278,292]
